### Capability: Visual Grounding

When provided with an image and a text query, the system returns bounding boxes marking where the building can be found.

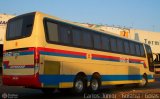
[0,14,15,44]
[0,14,14,58]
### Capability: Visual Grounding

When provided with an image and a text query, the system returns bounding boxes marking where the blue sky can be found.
[1,0,160,32]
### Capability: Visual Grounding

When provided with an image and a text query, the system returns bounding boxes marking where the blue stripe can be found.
[40,51,86,59]
[92,57,120,62]
[39,75,75,85]
[19,51,34,55]
[39,75,154,86]
[129,61,142,64]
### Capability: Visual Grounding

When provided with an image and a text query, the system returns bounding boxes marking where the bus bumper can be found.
[2,73,41,88]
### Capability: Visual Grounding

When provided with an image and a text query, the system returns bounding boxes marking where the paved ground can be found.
[0,77,160,99]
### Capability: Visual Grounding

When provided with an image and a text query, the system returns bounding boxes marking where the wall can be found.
[0,14,15,44]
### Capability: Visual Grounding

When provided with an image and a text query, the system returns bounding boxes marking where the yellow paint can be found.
[102,80,140,85]
[59,82,73,88]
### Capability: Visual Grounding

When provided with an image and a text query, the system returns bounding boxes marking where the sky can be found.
[1,0,160,32]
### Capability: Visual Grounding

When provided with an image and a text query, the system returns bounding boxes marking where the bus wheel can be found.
[73,75,87,94]
[90,75,101,93]
[139,74,148,87]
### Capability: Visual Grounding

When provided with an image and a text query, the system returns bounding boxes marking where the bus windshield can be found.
[6,13,35,40]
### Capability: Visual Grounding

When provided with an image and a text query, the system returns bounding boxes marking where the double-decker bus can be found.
[2,12,154,94]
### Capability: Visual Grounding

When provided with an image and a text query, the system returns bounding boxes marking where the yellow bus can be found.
[2,12,154,94]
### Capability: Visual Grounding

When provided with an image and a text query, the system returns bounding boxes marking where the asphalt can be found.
[0,77,160,99]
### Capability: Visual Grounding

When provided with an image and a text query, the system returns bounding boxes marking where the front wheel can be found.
[139,74,148,87]
[90,76,101,93]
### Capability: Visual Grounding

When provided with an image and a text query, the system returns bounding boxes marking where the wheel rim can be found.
[75,80,83,92]
[91,79,99,91]
[141,77,146,86]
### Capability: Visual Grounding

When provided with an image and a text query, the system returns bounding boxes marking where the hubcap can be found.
[91,79,99,91]
[141,77,146,86]
[75,80,83,92]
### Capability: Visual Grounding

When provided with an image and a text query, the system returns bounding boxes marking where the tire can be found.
[139,74,148,87]
[90,75,101,93]
[73,75,87,94]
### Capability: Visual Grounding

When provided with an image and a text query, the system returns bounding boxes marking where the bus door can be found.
[145,44,154,72]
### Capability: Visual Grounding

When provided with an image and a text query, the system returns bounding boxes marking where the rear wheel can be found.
[73,75,87,94]
[90,75,101,93]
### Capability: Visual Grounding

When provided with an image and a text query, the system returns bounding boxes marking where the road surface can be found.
[0,77,160,99]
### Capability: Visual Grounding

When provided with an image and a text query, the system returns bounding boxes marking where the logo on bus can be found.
[4,52,20,57]
[120,57,129,63]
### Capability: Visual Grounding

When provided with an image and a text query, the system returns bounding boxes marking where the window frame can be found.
[6,13,35,40]
[43,18,146,58]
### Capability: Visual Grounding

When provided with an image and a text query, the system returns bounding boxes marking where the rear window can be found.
[6,14,35,40]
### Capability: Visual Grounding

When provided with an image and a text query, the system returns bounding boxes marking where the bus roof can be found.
[17,11,146,45]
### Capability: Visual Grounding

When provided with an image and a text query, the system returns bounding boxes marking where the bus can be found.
[153,53,160,74]
[2,12,155,94]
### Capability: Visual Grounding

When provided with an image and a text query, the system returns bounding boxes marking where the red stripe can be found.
[129,58,147,68]
[38,47,86,56]
[129,58,143,62]
[92,54,120,60]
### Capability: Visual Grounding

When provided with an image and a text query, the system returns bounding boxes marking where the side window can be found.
[117,39,124,53]
[135,44,141,56]
[72,28,82,46]
[102,35,110,51]
[110,37,117,52]
[82,31,92,48]
[130,42,136,55]
[140,44,145,57]
[93,33,101,49]
[59,24,72,44]
[46,21,59,42]
[124,41,130,54]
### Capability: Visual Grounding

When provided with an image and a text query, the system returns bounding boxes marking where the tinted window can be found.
[72,28,82,46]
[7,14,34,40]
[145,45,152,54]
[130,42,136,55]
[124,41,130,54]
[46,21,59,42]
[82,31,92,48]
[102,35,110,51]
[93,33,101,49]
[117,39,124,53]
[135,44,141,56]
[59,25,72,44]
[110,37,117,52]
